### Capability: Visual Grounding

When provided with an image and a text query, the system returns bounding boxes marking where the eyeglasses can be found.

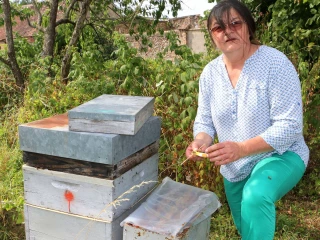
[210,20,246,35]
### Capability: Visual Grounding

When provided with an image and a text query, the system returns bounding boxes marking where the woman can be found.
[185,0,309,239]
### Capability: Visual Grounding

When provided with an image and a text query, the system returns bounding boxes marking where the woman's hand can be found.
[185,139,209,161]
[206,141,246,165]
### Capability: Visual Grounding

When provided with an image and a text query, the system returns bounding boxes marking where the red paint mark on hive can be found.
[24,113,68,129]
[64,190,74,212]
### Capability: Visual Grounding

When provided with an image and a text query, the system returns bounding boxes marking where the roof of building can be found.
[0,5,37,42]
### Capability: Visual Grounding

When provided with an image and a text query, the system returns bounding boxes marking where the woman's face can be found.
[210,8,250,54]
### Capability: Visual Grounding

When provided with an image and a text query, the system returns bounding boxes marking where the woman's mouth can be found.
[226,38,237,42]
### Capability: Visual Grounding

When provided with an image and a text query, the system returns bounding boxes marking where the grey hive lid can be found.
[68,94,154,122]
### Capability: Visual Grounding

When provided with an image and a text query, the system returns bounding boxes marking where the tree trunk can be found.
[2,0,25,90]
[41,0,59,59]
[61,0,92,84]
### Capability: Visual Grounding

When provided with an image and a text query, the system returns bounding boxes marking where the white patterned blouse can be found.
[193,45,309,182]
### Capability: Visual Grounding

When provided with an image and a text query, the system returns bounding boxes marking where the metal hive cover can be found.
[68,94,154,122]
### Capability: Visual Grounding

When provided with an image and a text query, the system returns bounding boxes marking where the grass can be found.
[0,145,24,240]
[209,196,320,240]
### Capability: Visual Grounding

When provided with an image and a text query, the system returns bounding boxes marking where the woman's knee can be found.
[242,186,273,208]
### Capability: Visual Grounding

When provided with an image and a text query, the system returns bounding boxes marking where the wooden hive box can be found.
[19,114,161,165]
[24,197,145,240]
[68,94,155,135]
[123,217,211,240]
[23,154,159,222]
[121,177,221,240]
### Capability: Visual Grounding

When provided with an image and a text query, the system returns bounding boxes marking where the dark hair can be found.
[207,0,259,44]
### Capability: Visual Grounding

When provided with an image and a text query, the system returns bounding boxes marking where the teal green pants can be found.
[223,151,306,240]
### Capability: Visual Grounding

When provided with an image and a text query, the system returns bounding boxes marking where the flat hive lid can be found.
[68,94,154,122]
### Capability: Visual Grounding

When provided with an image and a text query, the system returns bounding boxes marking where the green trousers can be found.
[223,151,306,240]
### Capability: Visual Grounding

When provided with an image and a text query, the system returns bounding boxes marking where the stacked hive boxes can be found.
[19,95,161,240]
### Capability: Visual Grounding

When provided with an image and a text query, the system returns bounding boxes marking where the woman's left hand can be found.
[206,141,246,165]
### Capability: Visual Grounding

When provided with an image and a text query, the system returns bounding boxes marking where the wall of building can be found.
[187,29,207,54]
[124,15,208,59]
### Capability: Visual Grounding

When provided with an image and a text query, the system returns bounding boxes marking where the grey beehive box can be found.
[19,114,161,165]
[68,94,155,135]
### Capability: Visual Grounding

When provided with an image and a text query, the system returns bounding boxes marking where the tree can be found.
[22,0,182,83]
[0,0,25,90]
[0,0,183,86]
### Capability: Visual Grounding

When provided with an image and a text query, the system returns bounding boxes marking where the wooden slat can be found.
[117,140,159,175]
[23,141,159,179]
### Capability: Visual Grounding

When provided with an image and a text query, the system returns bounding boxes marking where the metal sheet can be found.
[68,94,154,122]
[68,95,154,135]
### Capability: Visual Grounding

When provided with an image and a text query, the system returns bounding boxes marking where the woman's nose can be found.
[224,25,233,34]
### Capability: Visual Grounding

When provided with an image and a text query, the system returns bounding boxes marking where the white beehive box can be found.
[123,216,211,240]
[23,154,159,222]
[121,177,221,240]
[68,94,155,135]
[24,202,138,240]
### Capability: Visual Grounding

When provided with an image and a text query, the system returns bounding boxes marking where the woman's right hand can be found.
[185,139,209,161]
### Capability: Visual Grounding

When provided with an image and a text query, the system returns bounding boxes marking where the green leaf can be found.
[173,92,179,103]
[134,66,140,75]
[180,72,188,82]
[308,42,315,49]
[184,96,193,105]
[187,106,197,119]
[180,84,187,94]
[120,65,127,73]
[156,80,164,88]
[174,134,183,144]
[180,109,187,119]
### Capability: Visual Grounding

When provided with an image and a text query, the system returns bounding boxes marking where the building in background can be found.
[119,15,208,59]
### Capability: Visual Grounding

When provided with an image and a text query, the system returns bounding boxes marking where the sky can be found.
[177,0,216,17]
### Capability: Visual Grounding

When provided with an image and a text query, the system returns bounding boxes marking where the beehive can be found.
[20,95,161,240]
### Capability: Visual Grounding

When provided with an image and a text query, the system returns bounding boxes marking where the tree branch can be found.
[2,0,25,89]
[61,0,92,82]
[65,0,78,19]
[0,56,11,67]
[31,0,43,27]
[55,18,75,27]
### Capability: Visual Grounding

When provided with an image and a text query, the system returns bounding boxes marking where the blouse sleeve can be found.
[193,67,216,139]
[259,57,303,154]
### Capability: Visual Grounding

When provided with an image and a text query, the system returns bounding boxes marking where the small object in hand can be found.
[192,151,208,158]
[181,144,207,165]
